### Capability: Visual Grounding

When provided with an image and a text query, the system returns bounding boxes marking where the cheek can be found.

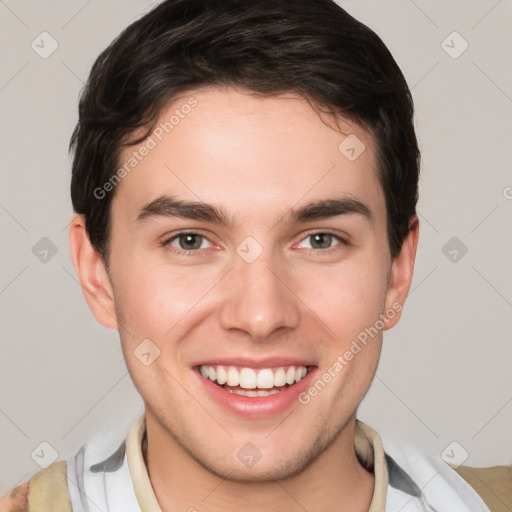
[112,238,389,346]
[112,257,218,340]
[295,257,388,341]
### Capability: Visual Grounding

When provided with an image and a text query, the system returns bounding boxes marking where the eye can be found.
[296,232,347,252]
[162,231,213,255]
[161,230,348,257]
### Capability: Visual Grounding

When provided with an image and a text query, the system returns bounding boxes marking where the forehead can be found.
[112,87,384,227]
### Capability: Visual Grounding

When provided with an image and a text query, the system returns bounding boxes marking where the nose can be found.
[218,253,301,341]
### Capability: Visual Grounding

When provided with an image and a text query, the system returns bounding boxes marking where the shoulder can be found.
[0,481,29,512]
[378,431,496,511]
[453,464,512,512]
[0,460,71,512]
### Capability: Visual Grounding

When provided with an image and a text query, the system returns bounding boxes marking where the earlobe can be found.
[383,216,419,330]
[68,214,118,329]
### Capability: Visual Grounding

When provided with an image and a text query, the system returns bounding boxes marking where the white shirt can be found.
[65,412,490,511]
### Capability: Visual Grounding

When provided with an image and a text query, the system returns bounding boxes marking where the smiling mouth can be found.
[197,364,313,397]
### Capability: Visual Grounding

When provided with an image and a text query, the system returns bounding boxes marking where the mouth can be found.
[193,362,317,418]
[197,364,312,397]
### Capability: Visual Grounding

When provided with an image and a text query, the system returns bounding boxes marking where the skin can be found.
[69,86,419,512]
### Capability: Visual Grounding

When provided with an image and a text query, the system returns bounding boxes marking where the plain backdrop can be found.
[1,0,511,495]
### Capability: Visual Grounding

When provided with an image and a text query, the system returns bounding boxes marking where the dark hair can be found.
[70,0,420,266]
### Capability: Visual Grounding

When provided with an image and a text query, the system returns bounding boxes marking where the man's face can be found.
[100,87,405,480]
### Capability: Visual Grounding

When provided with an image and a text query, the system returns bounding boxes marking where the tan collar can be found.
[126,414,388,511]
[355,419,389,510]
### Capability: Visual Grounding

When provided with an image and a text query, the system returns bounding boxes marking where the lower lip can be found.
[193,367,317,419]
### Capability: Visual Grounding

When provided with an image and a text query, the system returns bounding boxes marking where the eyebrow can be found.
[135,194,373,227]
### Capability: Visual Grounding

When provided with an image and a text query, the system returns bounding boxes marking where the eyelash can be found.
[161,230,349,257]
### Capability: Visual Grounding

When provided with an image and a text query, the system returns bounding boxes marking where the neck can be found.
[142,414,375,512]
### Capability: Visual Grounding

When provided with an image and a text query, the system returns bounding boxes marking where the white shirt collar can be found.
[125,413,389,511]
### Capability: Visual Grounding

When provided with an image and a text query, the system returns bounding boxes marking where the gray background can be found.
[1,0,511,496]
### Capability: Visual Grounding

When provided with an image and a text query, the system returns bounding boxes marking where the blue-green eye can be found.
[162,231,213,256]
[297,232,346,251]
[161,230,348,257]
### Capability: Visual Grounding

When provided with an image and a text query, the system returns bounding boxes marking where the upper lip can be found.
[192,356,317,369]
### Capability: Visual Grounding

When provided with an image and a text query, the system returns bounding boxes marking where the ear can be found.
[383,216,419,330]
[68,213,118,329]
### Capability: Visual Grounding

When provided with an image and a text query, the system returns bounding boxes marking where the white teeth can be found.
[256,368,274,389]
[286,367,296,385]
[216,365,227,385]
[227,387,282,397]
[239,368,257,389]
[273,368,286,387]
[198,364,310,390]
[227,367,240,386]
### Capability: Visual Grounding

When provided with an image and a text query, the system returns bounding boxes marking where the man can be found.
[1,0,506,510]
